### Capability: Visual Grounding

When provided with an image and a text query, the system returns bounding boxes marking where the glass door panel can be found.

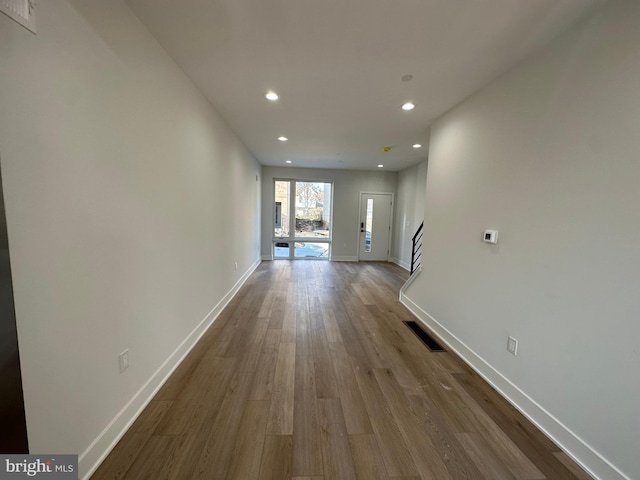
[295,182,331,238]
[273,242,290,258]
[293,242,329,258]
[274,180,332,259]
[274,180,290,239]
[365,198,373,252]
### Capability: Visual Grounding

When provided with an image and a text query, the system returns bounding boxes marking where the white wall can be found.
[0,1,261,477]
[392,160,427,270]
[403,1,640,479]
[261,167,397,261]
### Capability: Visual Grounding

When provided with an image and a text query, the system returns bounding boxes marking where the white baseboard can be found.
[261,254,272,261]
[399,292,631,480]
[79,258,262,480]
[399,265,421,299]
[330,255,358,262]
[391,257,410,271]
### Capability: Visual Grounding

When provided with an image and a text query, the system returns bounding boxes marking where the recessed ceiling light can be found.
[413,144,422,148]
[278,136,288,142]
[285,160,292,164]
[265,91,279,101]
[402,102,415,111]
[378,164,384,168]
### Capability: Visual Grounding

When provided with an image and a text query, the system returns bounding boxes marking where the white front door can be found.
[358,193,392,261]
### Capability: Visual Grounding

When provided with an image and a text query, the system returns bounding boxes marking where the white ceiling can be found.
[125,0,605,172]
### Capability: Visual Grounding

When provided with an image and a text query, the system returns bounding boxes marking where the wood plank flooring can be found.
[91,261,593,480]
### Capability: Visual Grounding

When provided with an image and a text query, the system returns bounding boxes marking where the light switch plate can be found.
[119,349,130,373]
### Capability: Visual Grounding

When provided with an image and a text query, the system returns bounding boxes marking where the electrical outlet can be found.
[484,230,499,244]
[234,262,238,271]
[507,336,518,356]
[119,349,129,373]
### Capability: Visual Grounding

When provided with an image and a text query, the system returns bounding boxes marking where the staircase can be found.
[410,222,424,275]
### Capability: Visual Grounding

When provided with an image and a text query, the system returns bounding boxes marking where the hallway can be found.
[91,261,591,479]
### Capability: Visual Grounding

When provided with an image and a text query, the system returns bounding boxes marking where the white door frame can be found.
[357,191,394,261]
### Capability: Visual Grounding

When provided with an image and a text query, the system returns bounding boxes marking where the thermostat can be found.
[483,230,499,244]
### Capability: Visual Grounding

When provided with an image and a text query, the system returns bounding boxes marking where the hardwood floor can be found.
[91,261,593,480]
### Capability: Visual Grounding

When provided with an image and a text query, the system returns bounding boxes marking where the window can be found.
[364,198,373,252]
[273,180,332,259]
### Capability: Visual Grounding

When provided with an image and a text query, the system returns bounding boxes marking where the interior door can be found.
[358,193,392,261]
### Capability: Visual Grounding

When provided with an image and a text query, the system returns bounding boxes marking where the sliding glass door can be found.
[274,179,332,259]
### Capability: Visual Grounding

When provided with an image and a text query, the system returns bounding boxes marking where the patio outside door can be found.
[358,193,393,261]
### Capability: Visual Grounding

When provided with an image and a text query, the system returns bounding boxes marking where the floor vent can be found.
[403,321,445,352]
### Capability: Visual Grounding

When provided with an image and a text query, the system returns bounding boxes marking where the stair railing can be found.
[410,222,424,275]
